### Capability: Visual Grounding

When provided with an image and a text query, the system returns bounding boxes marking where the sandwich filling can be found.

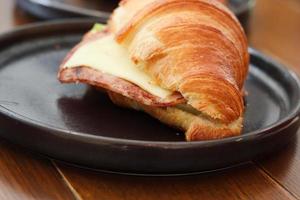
[63,34,171,99]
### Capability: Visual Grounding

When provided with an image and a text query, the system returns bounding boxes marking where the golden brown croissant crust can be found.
[110,0,249,124]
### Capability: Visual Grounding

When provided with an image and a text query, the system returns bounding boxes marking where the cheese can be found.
[63,35,171,98]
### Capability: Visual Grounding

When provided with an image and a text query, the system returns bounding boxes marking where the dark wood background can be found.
[0,0,300,199]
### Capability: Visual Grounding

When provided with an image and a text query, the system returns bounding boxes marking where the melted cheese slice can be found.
[63,35,171,98]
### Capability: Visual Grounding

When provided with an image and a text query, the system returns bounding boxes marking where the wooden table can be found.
[0,0,300,199]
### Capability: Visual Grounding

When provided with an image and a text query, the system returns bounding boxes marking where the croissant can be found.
[58,0,249,141]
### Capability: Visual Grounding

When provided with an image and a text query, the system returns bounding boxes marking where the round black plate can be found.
[0,20,299,175]
[16,0,254,32]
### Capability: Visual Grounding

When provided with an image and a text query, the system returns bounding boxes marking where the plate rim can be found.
[0,20,299,149]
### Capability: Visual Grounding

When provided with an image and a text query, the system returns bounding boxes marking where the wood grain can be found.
[249,1,300,199]
[249,0,300,73]
[257,131,300,199]
[0,140,75,200]
[56,163,296,200]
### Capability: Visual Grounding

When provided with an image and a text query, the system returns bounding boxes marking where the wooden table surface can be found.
[0,0,300,199]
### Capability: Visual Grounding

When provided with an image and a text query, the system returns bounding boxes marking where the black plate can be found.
[16,0,255,32]
[0,20,299,175]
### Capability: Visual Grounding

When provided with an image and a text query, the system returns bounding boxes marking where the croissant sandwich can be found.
[58,0,249,141]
